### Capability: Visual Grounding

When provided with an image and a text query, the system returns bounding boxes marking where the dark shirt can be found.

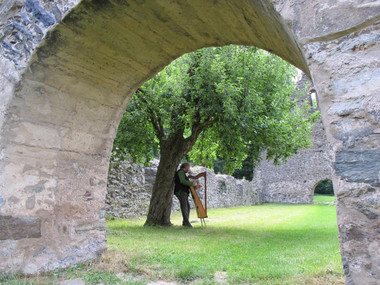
[174,169,193,194]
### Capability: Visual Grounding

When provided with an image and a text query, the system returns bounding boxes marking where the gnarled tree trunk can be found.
[144,123,208,226]
[144,139,184,226]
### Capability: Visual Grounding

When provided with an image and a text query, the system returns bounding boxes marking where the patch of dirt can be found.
[213,271,228,284]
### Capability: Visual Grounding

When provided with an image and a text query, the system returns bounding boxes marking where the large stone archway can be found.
[0,1,379,283]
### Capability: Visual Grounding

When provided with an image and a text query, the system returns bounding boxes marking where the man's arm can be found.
[178,170,194,187]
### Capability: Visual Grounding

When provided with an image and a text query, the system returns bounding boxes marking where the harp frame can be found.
[189,171,207,226]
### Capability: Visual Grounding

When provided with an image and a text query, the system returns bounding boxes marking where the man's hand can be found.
[196,184,202,189]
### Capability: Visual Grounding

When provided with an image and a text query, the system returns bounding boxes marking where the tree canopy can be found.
[113,45,318,174]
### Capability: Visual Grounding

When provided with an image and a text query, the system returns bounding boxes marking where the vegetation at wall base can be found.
[314,180,334,195]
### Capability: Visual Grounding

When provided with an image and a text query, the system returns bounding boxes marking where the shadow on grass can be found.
[108,223,336,237]
[2,204,343,285]
[105,204,342,283]
[105,223,342,283]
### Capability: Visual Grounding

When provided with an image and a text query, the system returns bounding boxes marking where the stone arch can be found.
[0,1,379,284]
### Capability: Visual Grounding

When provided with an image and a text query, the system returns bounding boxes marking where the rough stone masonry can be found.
[254,120,333,204]
[106,158,258,219]
[0,1,379,284]
[253,74,334,204]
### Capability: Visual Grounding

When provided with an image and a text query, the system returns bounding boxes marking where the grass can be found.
[313,194,335,203]
[1,203,344,284]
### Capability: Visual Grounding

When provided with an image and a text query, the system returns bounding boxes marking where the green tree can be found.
[114,45,318,226]
[213,156,254,181]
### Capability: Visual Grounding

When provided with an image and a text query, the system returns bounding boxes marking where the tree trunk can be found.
[144,143,183,226]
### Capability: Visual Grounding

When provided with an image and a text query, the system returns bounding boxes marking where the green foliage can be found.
[114,45,319,173]
[232,156,255,181]
[314,180,334,195]
[112,101,159,165]
[214,156,255,181]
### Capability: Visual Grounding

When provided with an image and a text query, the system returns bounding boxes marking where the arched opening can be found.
[92,45,343,284]
[0,0,310,274]
[0,1,379,283]
[313,179,335,204]
[106,43,317,217]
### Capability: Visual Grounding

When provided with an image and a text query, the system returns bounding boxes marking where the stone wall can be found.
[106,158,148,218]
[252,75,333,204]
[106,159,258,219]
[253,120,333,204]
[1,0,379,283]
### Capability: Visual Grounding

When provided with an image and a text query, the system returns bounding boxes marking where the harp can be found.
[189,171,207,227]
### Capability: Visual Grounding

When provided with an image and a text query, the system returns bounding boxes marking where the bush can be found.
[314,180,334,195]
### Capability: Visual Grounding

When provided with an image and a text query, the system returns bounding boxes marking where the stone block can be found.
[0,215,41,240]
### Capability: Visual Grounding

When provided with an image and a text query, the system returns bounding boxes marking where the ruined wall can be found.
[254,120,333,204]
[106,159,258,219]
[253,75,333,204]
[106,158,148,218]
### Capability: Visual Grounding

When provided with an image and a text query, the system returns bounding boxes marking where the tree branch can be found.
[183,119,216,153]
[137,91,165,141]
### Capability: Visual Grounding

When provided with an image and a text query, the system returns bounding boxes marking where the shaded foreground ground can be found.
[2,202,343,284]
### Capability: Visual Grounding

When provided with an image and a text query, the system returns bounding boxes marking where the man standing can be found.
[174,162,201,227]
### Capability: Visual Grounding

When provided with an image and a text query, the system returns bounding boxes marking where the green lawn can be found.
[1,204,344,285]
[313,194,335,203]
[106,204,343,284]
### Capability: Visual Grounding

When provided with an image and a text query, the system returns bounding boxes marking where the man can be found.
[174,162,201,227]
